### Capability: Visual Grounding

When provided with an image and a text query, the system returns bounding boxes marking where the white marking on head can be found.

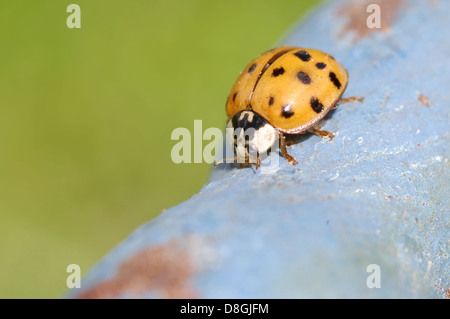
[238,110,254,122]
[252,123,276,154]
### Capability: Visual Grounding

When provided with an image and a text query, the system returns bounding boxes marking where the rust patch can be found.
[417,93,431,107]
[337,0,405,42]
[75,239,199,299]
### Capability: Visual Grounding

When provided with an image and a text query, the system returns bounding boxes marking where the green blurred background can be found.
[0,0,322,298]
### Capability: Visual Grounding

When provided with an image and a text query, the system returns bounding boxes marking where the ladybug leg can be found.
[339,96,364,104]
[214,156,237,167]
[309,127,335,140]
[280,132,298,165]
[312,96,363,139]
[255,153,261,170]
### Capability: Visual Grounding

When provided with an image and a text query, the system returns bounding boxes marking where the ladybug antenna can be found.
[214,156,237,167]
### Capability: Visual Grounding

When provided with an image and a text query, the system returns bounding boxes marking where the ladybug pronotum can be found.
[219,46,363,169]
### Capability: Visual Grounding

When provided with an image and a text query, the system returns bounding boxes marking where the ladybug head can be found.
[226,110,277,165]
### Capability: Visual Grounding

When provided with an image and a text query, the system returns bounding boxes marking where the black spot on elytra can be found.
[272,67,285,77]
[251,49,291,92]
[310,97,323,113]
[268,96,274,106]
[294,50,311,62]
[316,62,326,69]
[329,72,341,89]
[297,71,311,84]
[232,92,238,102]
[281,104,295,118]
[248,63,257,73]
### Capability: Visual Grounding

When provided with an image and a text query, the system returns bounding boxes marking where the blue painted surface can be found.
[70,0,449,298]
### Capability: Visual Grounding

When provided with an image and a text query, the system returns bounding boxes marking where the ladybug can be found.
[218,46,363,168]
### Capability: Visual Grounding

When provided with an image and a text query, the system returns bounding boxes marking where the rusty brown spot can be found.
[337,0,405,42]
[75,239,198,299]
[417,93,431,107]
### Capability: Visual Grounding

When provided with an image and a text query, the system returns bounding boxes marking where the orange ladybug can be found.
[220,46,363,168]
